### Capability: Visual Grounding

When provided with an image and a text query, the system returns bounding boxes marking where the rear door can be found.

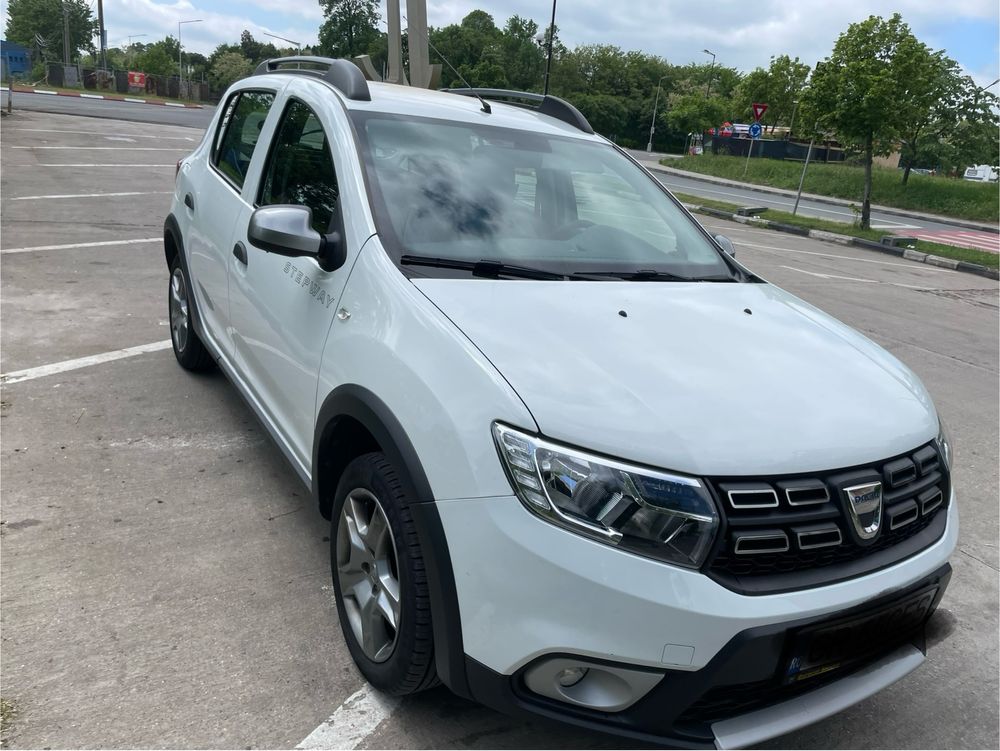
[186,88,276,353]
[227,88,361,472]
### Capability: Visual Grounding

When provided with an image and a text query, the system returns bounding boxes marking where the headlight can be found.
[936,417,953,471]
[492,423,719,568]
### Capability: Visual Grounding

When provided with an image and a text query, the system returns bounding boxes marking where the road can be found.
[1,108,998,750]
[3,89,215,130]
[624,148,999,241]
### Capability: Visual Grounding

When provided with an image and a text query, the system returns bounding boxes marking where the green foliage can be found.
[733,55,810,133]
[209,50,255,92]
[664,93,729,138]
[135,42,176,77]
[4,0,95,61]
[668,154,999,223]
[239,30,279,63]
[318,0,381,59]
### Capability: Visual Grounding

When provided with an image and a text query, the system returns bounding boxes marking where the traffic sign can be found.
[748,122,763,139]
[751,102,768,121]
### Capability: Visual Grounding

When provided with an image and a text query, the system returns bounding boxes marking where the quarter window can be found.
[259,100,340,233]
[212,91,275,188]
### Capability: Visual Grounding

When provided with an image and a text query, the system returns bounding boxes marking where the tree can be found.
[805,14,931,229]
[734,55,810,133]
[239,30,279,63]
[318,0,380,59]
[208,50,254,92]
[135,44,175,77]
[663,93,729,140]
[5,0,95,62]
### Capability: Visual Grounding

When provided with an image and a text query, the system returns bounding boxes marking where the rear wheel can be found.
[168,259,213,372]
[331,453,438,695]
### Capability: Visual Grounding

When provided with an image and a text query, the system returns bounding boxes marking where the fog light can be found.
[556,667,588,687]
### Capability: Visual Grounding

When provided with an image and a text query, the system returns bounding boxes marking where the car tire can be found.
[168,258,214,372]
[331,452,438,695]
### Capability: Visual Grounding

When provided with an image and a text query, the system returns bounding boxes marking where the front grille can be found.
[705,442,949,592]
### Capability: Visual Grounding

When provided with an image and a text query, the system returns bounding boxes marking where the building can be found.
[1,40,31,79]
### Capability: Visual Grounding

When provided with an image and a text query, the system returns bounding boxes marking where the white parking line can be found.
[296,684,400,750]
[14,146,189,150]
[36,164,176,167]
[734,240,955,272]
[780,265,933,289]
[8,128,197,141]
[12,191,173,201]
[2,237,160,254]
[1,341,172,385]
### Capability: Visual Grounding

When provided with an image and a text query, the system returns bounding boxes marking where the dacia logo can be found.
[843,482,883,542]
[283,262,335,309]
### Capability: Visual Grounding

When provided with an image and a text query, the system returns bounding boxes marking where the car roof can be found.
[256,73,606,143]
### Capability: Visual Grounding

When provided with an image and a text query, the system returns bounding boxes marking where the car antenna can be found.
[401,16,491,114]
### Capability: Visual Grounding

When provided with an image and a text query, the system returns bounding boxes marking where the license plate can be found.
[783,585,938,684]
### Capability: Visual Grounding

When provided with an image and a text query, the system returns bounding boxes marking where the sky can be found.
[5,0,998,87]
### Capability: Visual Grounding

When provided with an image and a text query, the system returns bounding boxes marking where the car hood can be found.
[413,279,938,476]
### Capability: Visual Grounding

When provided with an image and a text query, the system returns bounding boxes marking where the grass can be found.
[673,192,1000,270]
[5,83,197,106]
[1,697,15,746]
[664,154,999,224]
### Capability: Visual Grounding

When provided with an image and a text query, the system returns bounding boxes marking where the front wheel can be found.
[168,259,213,372]
[331,453,438,695]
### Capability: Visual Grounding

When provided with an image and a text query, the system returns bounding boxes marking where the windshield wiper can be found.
[575,269,694,281]
[401,255,601,281]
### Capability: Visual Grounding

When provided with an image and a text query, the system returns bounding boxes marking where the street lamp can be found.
[703,48,716,98]
[788,99,799,137]
[646,74,669,153]
[262,31,302,54]
[178,19,203,93]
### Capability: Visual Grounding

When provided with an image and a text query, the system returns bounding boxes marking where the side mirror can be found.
[714,234,736,258]
[248,205,346,271]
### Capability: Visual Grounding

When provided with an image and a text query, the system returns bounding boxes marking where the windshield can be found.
[351,112,735,281]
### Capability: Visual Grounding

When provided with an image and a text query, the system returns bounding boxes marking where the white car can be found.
[165,57,956,748]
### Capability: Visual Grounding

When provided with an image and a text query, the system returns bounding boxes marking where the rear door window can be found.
[212,91,275,189]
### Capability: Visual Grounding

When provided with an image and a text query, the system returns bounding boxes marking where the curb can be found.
[650,163,998,234]
[0,86,204,109]
[684,203,1000,281]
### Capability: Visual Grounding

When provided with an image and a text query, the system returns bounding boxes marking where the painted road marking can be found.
[898,230,999,253]
[13,146,190,150]
[8,128,196,141]
[2,237,160,254]
[12,191,173,201]
[1,341,172,385]
[296,685,400,750]
[734,239,955,272]
[780,265,932,290]
[36,164,176,167]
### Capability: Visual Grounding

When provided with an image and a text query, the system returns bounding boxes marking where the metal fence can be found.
[45,61,210,102]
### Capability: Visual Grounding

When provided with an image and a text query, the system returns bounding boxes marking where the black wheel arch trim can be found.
[313,384,471,698]
[163,214,207,339]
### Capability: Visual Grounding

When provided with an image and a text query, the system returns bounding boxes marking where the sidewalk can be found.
[0,85,204,109]
[641,161,999,234]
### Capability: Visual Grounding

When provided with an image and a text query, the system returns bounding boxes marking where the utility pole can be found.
[62,1,71,64]
[543,0,557,96]
[703,49,716,98]
[647,75,668,153]
[96,0,107,72]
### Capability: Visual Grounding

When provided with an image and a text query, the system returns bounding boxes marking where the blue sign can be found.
[748,122,763,139]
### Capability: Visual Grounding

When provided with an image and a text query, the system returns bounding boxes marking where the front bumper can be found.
[424,493,957,746]
[464,563,951,748]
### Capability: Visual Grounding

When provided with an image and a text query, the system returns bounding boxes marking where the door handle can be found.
[184,193,195,211]
[233,241,248,265]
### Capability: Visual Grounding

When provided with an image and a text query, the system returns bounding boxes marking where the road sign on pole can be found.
[748,122,763,139]
[752,102,768,121]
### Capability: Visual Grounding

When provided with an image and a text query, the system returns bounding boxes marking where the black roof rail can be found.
[441,88,594,134]
[254,56,371,102]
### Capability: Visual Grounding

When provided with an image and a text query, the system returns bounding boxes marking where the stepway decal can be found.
[284,262,335,308]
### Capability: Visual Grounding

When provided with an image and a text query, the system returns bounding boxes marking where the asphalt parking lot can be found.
[1,108,998,749]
